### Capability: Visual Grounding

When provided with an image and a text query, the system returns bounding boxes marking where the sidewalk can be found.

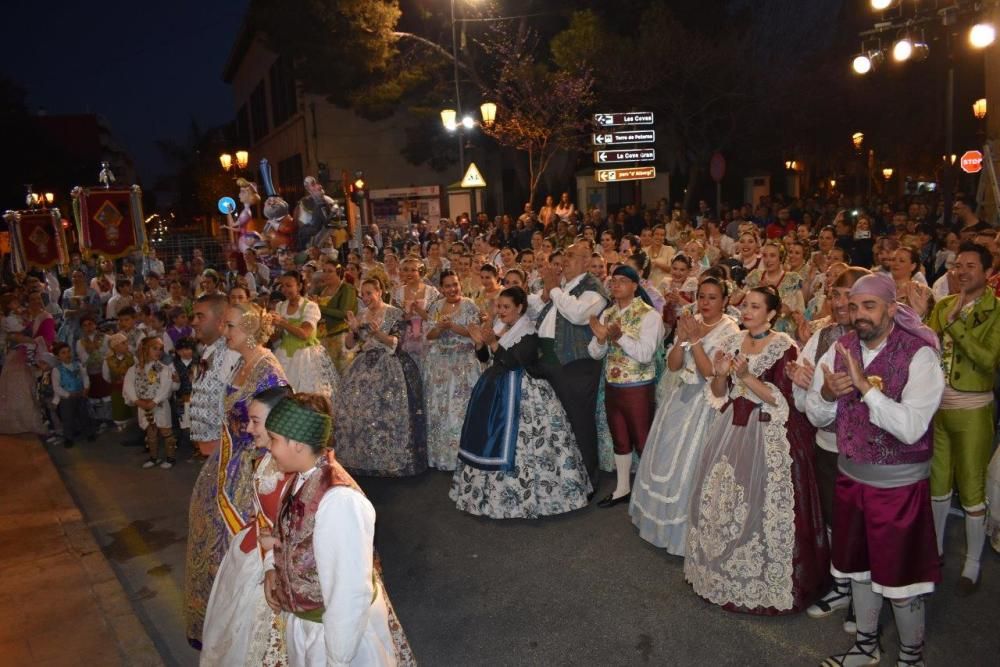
[0,434,163,667]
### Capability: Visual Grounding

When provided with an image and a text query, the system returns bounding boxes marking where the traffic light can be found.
[350,171,366,206]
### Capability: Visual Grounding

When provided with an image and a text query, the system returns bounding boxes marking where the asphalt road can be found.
[46,431,1000,666]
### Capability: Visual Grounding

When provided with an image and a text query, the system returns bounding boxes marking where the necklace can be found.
[749,329,770,340]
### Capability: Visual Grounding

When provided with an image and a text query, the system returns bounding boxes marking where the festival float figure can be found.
[294,176,336,250]
[225,178,261,253]
[259,158,297,252]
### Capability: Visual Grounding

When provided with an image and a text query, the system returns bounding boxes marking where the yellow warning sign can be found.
[461,162,487,188]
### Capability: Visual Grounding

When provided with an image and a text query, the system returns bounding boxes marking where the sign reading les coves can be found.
[593,112,654,127]
[594,149,655,164]
[592,130,656,146]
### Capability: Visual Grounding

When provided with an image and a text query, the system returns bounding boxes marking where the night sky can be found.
[0,0,249,185]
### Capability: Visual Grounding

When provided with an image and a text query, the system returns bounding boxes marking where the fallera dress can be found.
[334,305,427,477]
[629,315,740,554]
[422,297,482,471]
[273,298,340,402]
[450,327,592,519]
[184,353,287,645]
[683,331,829,615]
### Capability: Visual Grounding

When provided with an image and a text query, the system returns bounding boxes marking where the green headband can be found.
[265,398,332,447]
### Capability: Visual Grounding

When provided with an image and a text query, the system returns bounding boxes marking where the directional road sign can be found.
[593,112,654,127]
[594,148,655,164]
[594,167,657,183]
[592,130,656,146]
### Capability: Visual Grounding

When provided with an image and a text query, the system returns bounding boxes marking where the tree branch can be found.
[391,31,485,91]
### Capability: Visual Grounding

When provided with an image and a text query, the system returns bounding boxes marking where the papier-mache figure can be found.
[225,178,261,253]
[294,176,337,250]
[258,159,297,251]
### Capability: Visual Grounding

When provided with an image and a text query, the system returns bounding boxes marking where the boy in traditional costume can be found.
[263,395,413,666]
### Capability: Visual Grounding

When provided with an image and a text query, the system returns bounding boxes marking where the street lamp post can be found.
[450,0,465,177]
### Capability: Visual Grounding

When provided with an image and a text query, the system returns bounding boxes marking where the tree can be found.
[480,28,594,205]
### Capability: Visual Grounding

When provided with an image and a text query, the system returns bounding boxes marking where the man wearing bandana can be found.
[806,273,944,667]
[587,265,664,507]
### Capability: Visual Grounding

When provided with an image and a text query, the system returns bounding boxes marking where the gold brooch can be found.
[866,375,883,392]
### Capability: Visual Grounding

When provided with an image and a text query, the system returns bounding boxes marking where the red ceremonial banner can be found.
[73,186,146,259]
[2,209,69,272]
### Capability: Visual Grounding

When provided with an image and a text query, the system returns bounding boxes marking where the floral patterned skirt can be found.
[334,348,427,477]
[449,375,592,519]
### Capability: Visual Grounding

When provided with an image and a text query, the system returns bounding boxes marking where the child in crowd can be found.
[106,279,134,320]
[146,309,175,360]
[171,336,199,454]
[123,336,177,469]
[35,352,61,445]
[102,333,136,431]
[51,342,97,447]
[115,307,145,354]
[166,307,193,347]
[75,315,111,425]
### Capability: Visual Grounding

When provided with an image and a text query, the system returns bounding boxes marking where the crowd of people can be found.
[1,180,999,666]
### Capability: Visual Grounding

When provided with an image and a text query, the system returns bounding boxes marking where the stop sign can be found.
[960,150,983,174]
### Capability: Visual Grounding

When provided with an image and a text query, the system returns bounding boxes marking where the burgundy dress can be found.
[684,331,830,615]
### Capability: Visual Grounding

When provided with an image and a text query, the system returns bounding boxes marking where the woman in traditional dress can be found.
[423,270,482,471]
[629,277,740,554]
[742,241,804,334]
[392,257,439,371]
[271,271,339,401]
[335,278,426,477]
[315,257,358,375]
[192,303,289,647]
[201,386,293,666]
[647,224,675,288]
[0,290,52,435]
[473,263,503,321]
[450,287,592,519]
[423,239,449,286]
[58,269,100,348]
[684,286,829,615]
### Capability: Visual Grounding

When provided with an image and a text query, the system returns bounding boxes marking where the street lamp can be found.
[882,168,893,180]
[44,192,54,205]
[870,0,893,10]
[829,179,837,189]
[973,98,988,120]
[219,153,233,172]
[441,109,457,131]
[969,23,996,49]
[480,102,497,128]
[235,150,249,170]
[852,132,865,150]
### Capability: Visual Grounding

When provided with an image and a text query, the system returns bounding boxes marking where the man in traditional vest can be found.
[926,242,1000,596]
[587,265,664,507]
[790,267,871,632]
[806,273,943,667]
[533,241,608,489]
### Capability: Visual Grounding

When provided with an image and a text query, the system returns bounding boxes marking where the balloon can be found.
[218,197,237,214]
